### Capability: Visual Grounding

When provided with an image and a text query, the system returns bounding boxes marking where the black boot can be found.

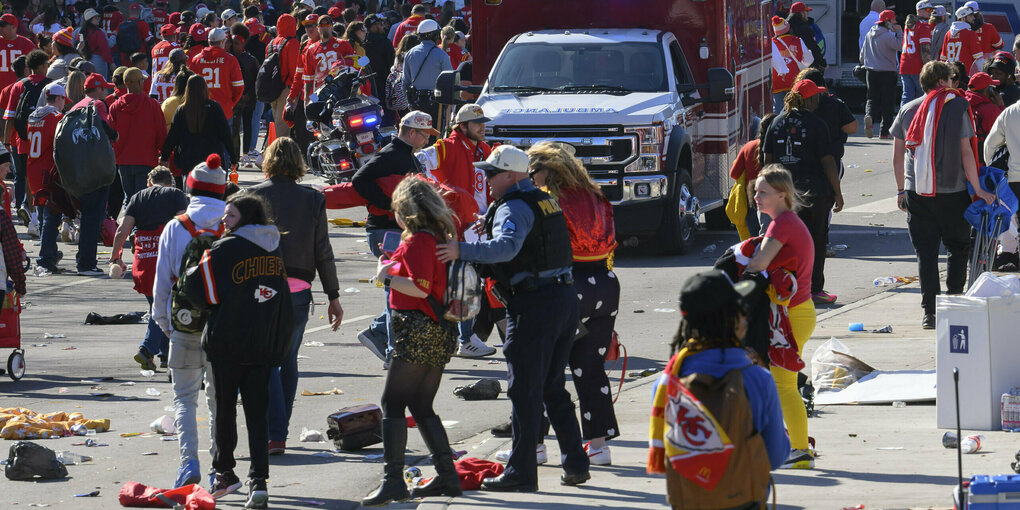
[362,418,410,507]
[411,415,463,498]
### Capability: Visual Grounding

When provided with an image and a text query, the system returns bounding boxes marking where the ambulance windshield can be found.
[489,42,668,94]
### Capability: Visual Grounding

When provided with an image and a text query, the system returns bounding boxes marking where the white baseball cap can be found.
[964,1,979,12]
[915,0,933,11]
[474,145,530,174]
[300,0,316,8]
[44,82,66,98]
[83,8,100,21]
[955,5,975,18]
[454,104,491,124]
[221,9,238,20]
[400,110,440,136]
[417,19,440,34]
[208,27,227,43]
[195,6,210,19]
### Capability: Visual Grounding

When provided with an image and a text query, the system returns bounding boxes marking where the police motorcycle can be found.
[304,56,395,184]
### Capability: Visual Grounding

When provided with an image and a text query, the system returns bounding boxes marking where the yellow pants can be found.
[770,300,816,450]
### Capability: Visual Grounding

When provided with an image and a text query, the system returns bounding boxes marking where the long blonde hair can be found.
[757,164,805,212]
[390,177,457,241]
[526,141,601,197]
[263,137,306,180]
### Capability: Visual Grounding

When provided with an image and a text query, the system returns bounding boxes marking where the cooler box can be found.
[969,474,1020,509]
[936,295,1020,430]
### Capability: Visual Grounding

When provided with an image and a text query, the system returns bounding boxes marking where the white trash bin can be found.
[936,294,1020,430]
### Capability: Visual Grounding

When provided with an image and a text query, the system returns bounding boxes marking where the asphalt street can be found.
[0,132,937,508]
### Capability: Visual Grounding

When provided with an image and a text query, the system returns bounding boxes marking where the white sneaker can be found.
[457,335,496,357]
[584,442,612,466]
[494,443,547,464]
[26,220,39,238]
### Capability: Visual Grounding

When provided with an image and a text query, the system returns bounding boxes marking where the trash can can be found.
[936,294,1020,430]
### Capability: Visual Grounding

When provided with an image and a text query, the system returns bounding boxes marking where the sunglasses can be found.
[483,168,505,179]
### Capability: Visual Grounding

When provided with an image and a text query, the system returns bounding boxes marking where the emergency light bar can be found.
[348,114,379,128]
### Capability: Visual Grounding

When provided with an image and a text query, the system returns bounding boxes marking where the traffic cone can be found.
[266,121,277,147]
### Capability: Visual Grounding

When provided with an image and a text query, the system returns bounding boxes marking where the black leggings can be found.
[380,359,444,421]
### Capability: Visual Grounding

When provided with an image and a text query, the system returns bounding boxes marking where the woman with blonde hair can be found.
[65,70,86,106]
[363,177,462,506]
[743,164,815,470]
[249,137,344,457]
[509,141,620,465]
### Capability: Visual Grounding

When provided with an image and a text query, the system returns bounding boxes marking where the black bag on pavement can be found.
[326,404,383,451]
[53,101,116,198]
[5,441,68,480]
[452,378,501,400]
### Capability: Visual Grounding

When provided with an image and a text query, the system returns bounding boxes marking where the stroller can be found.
[965,166,1019,287]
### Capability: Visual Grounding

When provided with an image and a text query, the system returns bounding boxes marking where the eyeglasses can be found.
[483,168,504,179]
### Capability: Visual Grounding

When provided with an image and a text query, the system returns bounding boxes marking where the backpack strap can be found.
[175,213,225,237]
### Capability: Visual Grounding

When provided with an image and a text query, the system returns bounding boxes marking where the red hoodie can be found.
[965,90,1003,145]
[190,46,244,118]
[109,92,167,167]
[271,14,302,101]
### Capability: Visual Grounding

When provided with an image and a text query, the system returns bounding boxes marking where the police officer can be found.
[402,18,453,135]
[437,145,590,492]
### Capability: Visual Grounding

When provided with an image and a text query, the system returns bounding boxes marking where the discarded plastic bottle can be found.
[229,165,239,184]
[873,277,897,286]
[56,451,93,465]
[962,434,985,454]
[832,244,848,251]
[871,325,894,333]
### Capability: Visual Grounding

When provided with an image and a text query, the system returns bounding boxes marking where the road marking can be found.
[305,313,373,334]
[30,277,94,294]
[842,196,898,214]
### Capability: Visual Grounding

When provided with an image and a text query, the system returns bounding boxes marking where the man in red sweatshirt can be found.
[190,28,244,128]
[269,13,300,138]
[109,67,168,203]
[392,4,427,48]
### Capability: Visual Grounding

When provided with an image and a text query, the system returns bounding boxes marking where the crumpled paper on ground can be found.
[0,408,110,440]
[301,388,344,396]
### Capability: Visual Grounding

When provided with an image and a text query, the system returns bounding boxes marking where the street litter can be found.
[811,338,875,391]
[487,360,500,364]
[160,436,178,441]
[145,388,161,396]
[815,369,936,405]
[70,439,107,447]
[304,341,325,347]
[74,491,100,497]
[120,433,143,437]
[633,309,645,313]
[118,481,216,509]
[141,452,158,456]
[0,408,110,439]
[301,388,344,396]
[31,343,46,347]
[150,415,175,435]
[300,428,325,442]
[653,308,677,313]
[61,346,76,350]
[312,451,336,458]
[140,370,155,377]
[84,311,146,325]
[58,387,69,393]
[344,287,360,293]
[453,379,501,400]
[55,450,92,465]
[944,432,986,454]
[630,368,659,378]
[43,333,65,339]
[120,381,136,386]
[4,441,68,480]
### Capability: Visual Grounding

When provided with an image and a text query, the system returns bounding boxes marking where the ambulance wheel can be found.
[657,170,697,255]
[7,350,25,381]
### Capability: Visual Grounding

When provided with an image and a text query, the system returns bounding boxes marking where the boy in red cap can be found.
[965,71,1004,161]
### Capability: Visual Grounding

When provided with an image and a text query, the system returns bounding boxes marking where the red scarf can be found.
[905,87,979,196]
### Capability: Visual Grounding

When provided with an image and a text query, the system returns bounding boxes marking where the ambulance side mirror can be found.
[704,67,734,103]
[435,70,484,106]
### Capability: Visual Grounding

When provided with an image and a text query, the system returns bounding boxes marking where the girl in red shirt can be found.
[364,177,462,506]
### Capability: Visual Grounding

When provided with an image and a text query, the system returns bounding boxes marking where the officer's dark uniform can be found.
[458,179,589,489]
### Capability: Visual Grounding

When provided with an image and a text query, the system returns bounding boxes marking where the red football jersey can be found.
[3,75,48,153]
[941,27,982,73]
[189,47,244,117]
[101,11,124,39]
[26,110,61,196]
[976,22,1003,56]
[0,36,35,91]
[303,37,355,91]
[900,22,932,75]
[151,40,178,73]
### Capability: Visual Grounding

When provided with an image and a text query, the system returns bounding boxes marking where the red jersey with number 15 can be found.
[940,24,982,73]
[189,46,244,117]
[899,22,932,75]
[0,36,36,90]
[303,37,355,91]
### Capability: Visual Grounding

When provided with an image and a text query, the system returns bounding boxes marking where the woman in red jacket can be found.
[526,141,620,466]
[966,72,1005,165]
[363,177,462,506]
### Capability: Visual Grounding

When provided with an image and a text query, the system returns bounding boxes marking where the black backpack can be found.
[255,37,292,103]
[116,20,142,56]
[171,214,224,334]
[14,78,52,140]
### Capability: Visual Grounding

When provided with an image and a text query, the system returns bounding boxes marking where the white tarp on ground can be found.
[815,369,936,405]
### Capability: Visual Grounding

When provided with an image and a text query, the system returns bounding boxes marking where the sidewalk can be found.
[412,283,1020,510]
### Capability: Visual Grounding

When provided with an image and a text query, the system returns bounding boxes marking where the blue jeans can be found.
[901,74,922,107]
[773,92,787,114]
[367,228,399,354]
[458,317,475,345]
[267,288,311,442]
[118,165,151,206]
[76,185,110,271]
[140,295,169,357]
[37,204,60,268]
[250,101,265,152]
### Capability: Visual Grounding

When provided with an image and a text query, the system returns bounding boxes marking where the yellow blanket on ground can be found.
[0,407,110,439]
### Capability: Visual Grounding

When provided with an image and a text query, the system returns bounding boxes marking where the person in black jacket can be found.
[248,137,344,455]
[351,110,434,366]
[185,191,294,510]
[229,22,259,166]
[363,14,395,122]
[787,2,826,69]
[160,74,233,182]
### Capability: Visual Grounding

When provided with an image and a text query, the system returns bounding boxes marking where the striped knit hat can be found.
[772,16,790,36]
[53,26,74,48]
[187,154,227,195]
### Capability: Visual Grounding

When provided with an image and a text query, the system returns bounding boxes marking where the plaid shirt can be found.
[0,207,25,295]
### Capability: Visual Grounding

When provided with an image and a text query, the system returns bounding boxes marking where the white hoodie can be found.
[151,195,225,334]
[984,102,1020,182]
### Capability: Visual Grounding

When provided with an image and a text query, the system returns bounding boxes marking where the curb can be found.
[412,373,661,510]
[814,282,912,323]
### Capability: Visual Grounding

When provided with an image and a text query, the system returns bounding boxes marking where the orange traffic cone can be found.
[266,121,277,147]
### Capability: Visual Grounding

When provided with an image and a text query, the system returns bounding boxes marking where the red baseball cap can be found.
[876,9,896,23]
[969,72,1000,90]
[0,13,18,26]
[169,12,181,25]
[189,23,208,42]
[790,2,812,12]
[328,6,341,19]
[160,23,176,36]
[302,13,319,26]
[84,73,115,90]
[792,79,826,99]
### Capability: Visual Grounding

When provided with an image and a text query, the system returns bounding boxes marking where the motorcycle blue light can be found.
[364,115,379,126]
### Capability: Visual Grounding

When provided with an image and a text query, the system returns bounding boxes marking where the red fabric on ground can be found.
[455,457,505,490]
